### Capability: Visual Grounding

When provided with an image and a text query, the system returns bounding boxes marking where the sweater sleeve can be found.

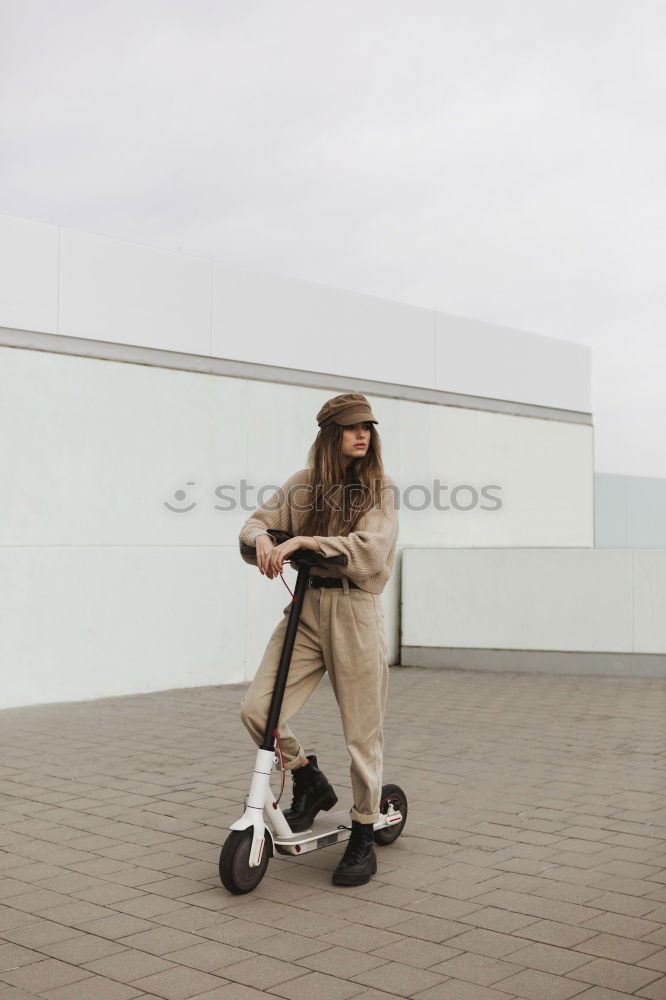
[312,477,399,579]
[238,469,304,566]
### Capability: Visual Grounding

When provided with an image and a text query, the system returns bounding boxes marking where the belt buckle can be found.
[307,575,315,589]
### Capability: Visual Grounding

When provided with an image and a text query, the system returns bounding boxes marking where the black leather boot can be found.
[332,819,377,886]
[282,754,338,833]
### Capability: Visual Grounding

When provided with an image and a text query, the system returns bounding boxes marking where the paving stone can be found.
[490,966,591,998]
[130,965,229,998]
[413,982,522,1000]
[431,927,525,958]
[0,958,94,993]
[567,956,663,993]
[0,920,81,949]
[580,913,663,939]
[195,919,276,947]
[250,931,330,962]
[350,959,446,996]
[335,902,411,929]
[572,933,663,964]
[75,914,158,939]
[29,900,118,928]
[0,944,42,972]
[454,906,541,933]
[155,909,232,933]
[430,950,525,984]
[82,948,176,982]
[318,924,405,952]
[165,940,252,972]
[117,926,209,956]
[219,955,308,989]
[513,920,599,948]
[636,977,666,999]
[38,935,127,964]
[188,986,272,1000]
[369,937,462,968]
[267,971,367,999]
[501,941,594,974]
[297,944,385,977]
[111,896,189,919]
[40,976,144,999]
[572,989,647,1000]
[388,914,471,942]
[640,948,666,972]
[406,897,490,921]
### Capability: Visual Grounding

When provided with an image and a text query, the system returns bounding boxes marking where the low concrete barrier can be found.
[401,548,666,677]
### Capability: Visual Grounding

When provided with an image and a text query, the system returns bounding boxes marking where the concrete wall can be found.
[0,342,593,709]
[401,548,666,677]
[595,472,666,548]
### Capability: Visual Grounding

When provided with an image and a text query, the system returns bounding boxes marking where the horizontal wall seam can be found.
[401,646,666,678]
[402,644,666,657]
[0,326,593,425]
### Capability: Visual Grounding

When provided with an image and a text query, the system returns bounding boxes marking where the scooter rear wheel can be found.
[219,829,271,894]
[374,783,408,845]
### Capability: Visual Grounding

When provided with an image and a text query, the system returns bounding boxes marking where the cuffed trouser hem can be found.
[282,749,310,770]
[350,806,378,824]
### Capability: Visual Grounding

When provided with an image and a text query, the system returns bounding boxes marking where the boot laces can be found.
[343,824,371,863]
[288,763,312,808]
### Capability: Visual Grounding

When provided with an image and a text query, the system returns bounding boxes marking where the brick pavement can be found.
[0,667,665,1000]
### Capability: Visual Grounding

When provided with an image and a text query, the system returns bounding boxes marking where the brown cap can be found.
[316,392,378,429]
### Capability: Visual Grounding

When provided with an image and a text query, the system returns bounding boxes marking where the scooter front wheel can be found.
[219,829,271,894]
[374,783,408,845]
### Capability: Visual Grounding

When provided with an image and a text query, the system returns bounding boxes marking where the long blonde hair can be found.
[299,421,385,537]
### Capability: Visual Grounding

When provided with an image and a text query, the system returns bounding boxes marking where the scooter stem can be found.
[260,562,310,750]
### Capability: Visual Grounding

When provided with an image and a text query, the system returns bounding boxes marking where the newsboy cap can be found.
[316,392,378,429]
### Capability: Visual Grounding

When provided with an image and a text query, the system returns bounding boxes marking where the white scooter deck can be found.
[272,807,354,855]
[271,805,402,856]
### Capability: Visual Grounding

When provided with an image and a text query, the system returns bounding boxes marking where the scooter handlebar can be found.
[240,528,348,568]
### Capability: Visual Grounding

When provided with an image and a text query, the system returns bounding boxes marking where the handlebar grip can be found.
[240,532,348,569]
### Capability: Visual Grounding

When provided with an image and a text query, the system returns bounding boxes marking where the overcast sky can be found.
[2,0,664,476]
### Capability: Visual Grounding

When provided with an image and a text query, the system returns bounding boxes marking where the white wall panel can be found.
[435,312,591,413]
[0,346,245,546]
[0,215,58,333]
[426,404,594,546]
[402,548,634,652]
[0,546,244,710]
[59,228,211,354]
[595,472,666,549]
[634,550,666,653]
[211,262,437,388]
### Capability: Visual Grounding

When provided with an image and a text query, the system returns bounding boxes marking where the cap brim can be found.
[332,409,378,425]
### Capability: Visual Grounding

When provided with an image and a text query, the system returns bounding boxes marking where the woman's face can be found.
[341,421,372,463]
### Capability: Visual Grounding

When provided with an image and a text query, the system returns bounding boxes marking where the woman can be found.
[238,391,399,886]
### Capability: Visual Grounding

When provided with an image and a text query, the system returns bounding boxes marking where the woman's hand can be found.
[266,535,306,578]
[256,534,322,579]
[255,534,276,576]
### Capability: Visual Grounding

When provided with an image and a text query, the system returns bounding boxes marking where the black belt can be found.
[308,575,361,590]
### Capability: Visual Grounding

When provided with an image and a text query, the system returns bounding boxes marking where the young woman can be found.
[238,392,399,886]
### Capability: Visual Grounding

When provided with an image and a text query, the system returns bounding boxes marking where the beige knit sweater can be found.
[238,467,399,594]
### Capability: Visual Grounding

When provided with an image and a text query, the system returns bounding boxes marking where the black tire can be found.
[374,783,408,845]
[219,828,271,894]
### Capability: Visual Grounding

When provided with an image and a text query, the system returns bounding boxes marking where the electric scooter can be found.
[219,529,408,894]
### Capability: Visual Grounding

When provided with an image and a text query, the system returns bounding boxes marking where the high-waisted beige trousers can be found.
[240,577,389,824]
